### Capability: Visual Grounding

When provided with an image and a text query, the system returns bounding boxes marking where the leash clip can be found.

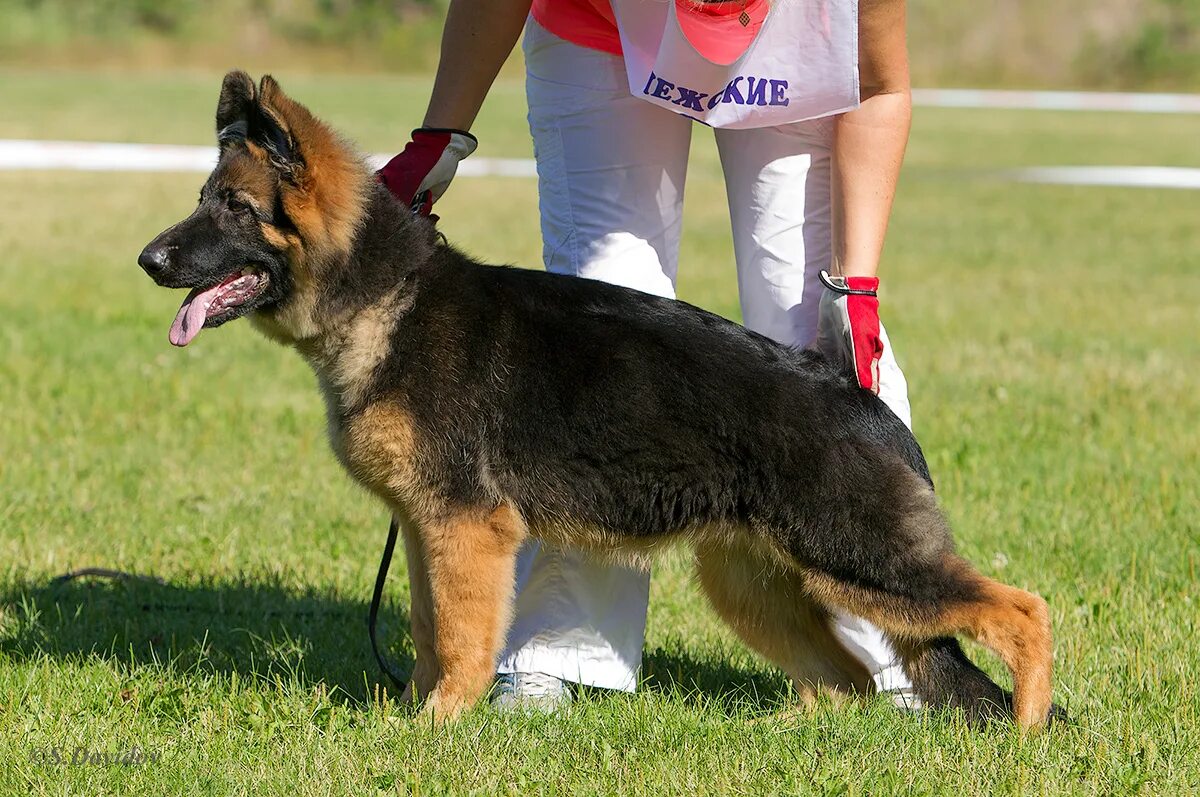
[819,269,878,297]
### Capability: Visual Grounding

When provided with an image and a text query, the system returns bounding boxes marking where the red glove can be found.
[815,270,884,394]
[377,128,478,215]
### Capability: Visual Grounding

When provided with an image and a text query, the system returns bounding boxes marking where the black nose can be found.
[138,244,171,276]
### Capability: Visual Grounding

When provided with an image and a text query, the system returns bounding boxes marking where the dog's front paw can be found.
[419,685,478,724]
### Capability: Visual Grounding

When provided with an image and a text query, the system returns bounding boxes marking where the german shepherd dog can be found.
[138,72,1058,728]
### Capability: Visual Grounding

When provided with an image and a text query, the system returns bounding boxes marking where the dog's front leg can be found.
[399,521,439,704]
[419,502,525,721]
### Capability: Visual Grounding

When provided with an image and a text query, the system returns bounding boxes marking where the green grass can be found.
[1,68,1198,794]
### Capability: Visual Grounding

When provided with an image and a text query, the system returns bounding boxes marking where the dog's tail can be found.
[904,636,1067,725]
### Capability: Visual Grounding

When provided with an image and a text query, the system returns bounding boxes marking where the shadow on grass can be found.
[641,645,792,714]
[0,574,791,715]
[0,573,413,705]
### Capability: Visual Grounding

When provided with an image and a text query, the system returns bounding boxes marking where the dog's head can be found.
[138,71,369,346]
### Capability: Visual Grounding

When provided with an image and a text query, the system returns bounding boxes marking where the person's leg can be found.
[714,118,916,702]
[496,19,693,695]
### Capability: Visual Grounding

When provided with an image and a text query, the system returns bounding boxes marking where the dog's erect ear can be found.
[216,70,256,149]
[251,75,306,178]
[215,72,304,178]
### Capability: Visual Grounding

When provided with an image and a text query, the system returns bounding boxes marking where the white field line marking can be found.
[2,140,1198,190]
[999,166,1200,190]
[0,139,219,172]
[912,88,1200,114]
[0,139,538,177]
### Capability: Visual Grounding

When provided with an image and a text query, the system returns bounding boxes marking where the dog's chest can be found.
[321,387,425,514]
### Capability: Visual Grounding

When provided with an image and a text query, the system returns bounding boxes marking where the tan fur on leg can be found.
[802,559,1054,729]
[399,521,439,705]
[949,582,1053,729]
[420,502,527,721]
[695,540,872,707]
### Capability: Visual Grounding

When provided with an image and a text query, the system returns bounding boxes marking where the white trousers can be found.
[496,20,912,694]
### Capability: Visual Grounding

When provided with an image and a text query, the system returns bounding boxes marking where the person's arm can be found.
[816,0,910,393]
[379,0,531,211]
[422,0,534,130]
[831,0,911,279]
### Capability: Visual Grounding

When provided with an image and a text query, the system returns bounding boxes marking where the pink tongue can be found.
[168,283,226,347]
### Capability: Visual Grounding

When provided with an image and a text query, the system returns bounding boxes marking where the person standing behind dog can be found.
[380,0,917,710]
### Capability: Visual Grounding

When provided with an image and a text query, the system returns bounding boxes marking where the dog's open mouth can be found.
[169,267,269,347]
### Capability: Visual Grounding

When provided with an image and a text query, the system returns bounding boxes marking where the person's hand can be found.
[815,270,884,394]
[377,128,478,215]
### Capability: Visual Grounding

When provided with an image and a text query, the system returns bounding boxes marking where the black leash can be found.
[368,515,409,695]
[364,196,436,692]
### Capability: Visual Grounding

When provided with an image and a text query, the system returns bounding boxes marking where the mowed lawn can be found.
[1,68,1198,795]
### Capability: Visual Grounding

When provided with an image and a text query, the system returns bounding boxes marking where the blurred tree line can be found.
[0,0,1197,89]
[907,0,1200,90]
[0,0,440,40]
[0,0,450,72]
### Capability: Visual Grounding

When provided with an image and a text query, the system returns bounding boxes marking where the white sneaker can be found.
[881,686,924,712]
[491,671,573,713]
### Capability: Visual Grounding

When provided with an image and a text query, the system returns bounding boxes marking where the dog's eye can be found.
[227,197,253,215]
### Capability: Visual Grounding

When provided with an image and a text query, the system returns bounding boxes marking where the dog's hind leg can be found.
[794,474,1054,729]
[417,501,527,721]
[895,635,1015,724]
[814,569,1054,729]
[695,538,873,709]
